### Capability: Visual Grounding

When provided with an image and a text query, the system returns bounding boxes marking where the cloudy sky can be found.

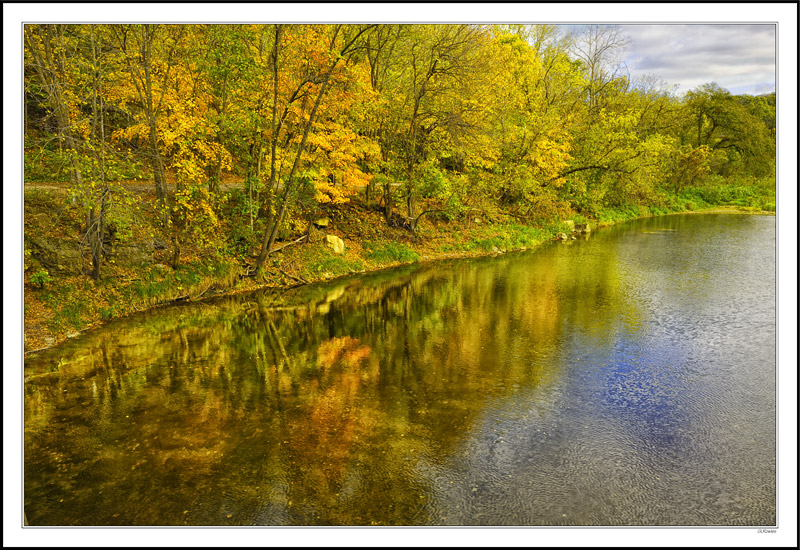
[616,24,776,96]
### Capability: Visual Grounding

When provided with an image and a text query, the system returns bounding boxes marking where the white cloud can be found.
[619,24,776,95]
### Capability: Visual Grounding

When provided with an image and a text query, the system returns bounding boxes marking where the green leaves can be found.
[31,268,53,289]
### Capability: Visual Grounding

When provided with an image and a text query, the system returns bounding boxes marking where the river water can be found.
[23,213,776,526]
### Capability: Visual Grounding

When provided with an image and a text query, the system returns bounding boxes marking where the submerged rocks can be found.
[574,223,591,234]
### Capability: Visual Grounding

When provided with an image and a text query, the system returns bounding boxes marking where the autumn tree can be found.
[362,24,493,231]
[24,25,85,189]
[569,25,631,113]
[481,26,581,221]
[25,25,116,279]
[253,24,376,271]
[111,24,186,222]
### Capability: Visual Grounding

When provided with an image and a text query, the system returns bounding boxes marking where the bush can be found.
[30,268,53,289]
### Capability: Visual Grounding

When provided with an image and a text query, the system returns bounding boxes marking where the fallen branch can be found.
[279,265,309,285]
[269,233,308,254]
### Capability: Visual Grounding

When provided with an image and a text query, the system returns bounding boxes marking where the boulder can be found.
[313,217,330,229]
[114,241,155,267]
[574,223,591,234]
[25,234,83,276]
[563,220,575,231]
[324,234,345,255]
[28,213,52,228]
[557,233,569,241]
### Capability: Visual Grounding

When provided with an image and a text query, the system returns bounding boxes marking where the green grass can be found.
[287,245,365,281]
[443,223,551,253]
[362,240,420,263]
[42,281,91,333]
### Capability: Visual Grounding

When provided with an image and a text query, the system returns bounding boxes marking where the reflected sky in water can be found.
[24,214,775,526]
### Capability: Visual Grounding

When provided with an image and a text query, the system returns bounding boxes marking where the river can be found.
[23,213,776,526]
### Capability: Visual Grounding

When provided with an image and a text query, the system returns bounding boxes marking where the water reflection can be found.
[25,214,775,526]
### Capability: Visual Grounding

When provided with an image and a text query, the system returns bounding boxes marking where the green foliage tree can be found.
[682,83,774,178]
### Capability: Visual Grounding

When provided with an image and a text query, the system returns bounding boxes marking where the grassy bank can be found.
[23,180,774,354]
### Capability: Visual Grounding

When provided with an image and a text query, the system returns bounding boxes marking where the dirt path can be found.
[24,179,246,194]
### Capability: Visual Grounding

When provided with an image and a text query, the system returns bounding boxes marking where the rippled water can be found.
[24,214,776,526]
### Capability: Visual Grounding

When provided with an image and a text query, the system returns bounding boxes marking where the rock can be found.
[574,223,591,234]
[153,263,169,271]
[114,242,155,267]
[307,226,326,243]
[557,233,568,241]
[26,234,83,275]
[29,213,52,227]
[564,220,575,231]
[313,217,330,228]
[324,234,345,255]
[43,336,56,347]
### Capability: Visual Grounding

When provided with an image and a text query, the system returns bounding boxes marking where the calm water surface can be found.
[24,214,776,526]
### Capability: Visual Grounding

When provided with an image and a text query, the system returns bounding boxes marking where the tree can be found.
[111,24,186,222]
[25,24,113,279]
[569,25,631,113]
[24,25,84,189]
[253,24,376,271]
[363,24,493,231]
[482,26,580,220]
[682,83,774,178]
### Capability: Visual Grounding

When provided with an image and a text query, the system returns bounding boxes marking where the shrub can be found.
[30,268,52,289]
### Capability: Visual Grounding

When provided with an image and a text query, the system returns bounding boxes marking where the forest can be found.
[23,23,776,351]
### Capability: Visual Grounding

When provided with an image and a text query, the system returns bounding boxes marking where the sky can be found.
[617,24,776,96]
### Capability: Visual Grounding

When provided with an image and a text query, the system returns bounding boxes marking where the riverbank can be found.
[22,184,774,354]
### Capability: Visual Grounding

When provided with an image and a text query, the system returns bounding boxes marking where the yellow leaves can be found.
[112,122,149,144]
[313,170,365,204]
[172,184,220,246]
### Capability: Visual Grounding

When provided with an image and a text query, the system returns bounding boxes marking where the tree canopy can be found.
[24,24,776,280]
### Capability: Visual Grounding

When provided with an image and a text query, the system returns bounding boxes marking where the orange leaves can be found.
[317,336,372,370]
